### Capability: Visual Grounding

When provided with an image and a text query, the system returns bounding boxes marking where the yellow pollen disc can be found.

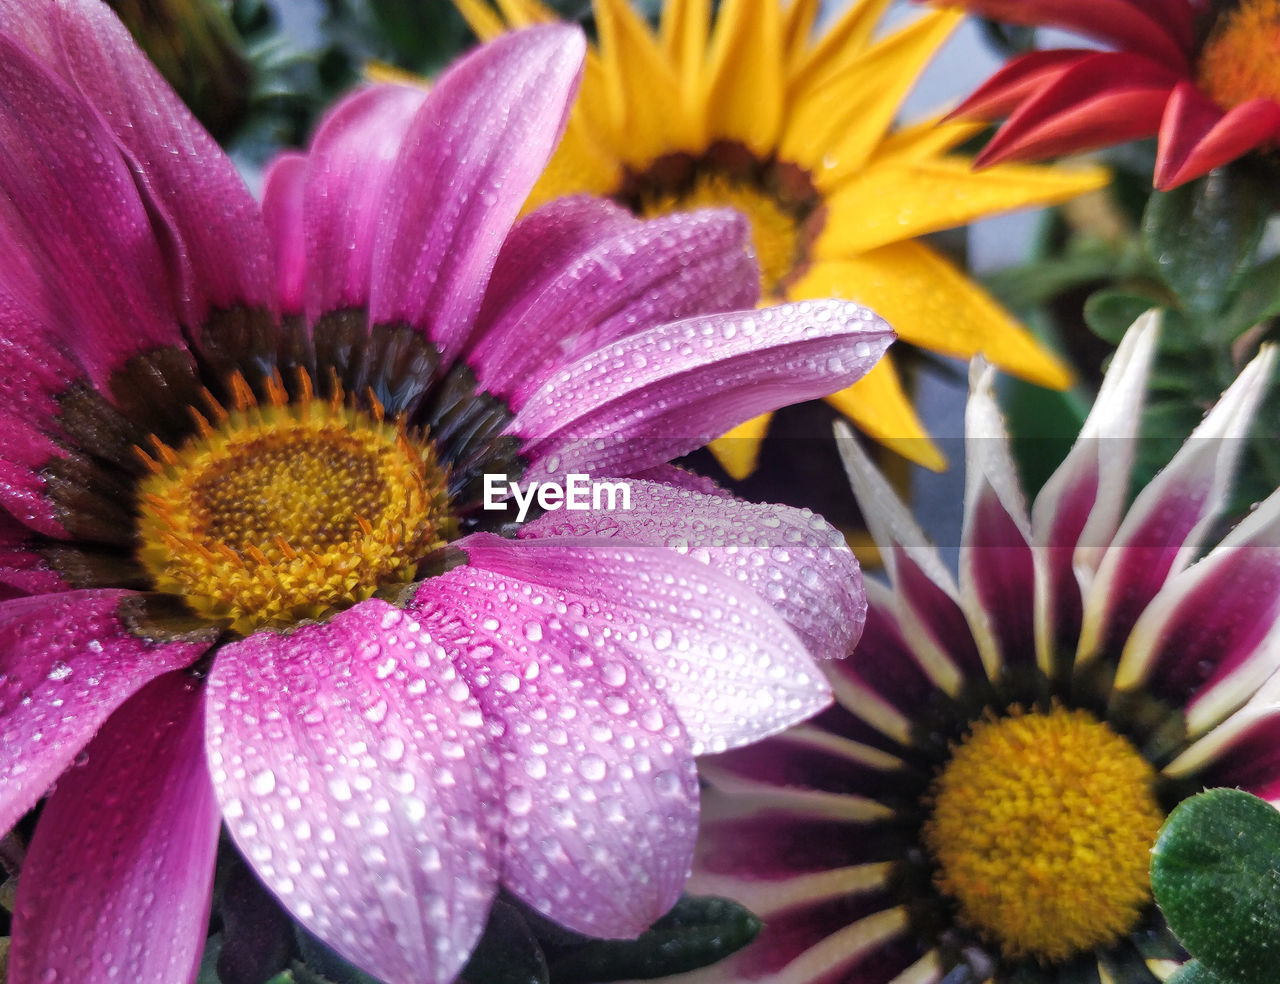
[1198,0,1280,109]
[135,372,455,634]
[639,172,802,298]
[922,705,1164,963]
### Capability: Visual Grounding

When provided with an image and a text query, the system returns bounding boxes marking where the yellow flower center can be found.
[922,706,1164,963]
[639,171,804,298]
[1197,0,1280,109]
[135,371,455,634]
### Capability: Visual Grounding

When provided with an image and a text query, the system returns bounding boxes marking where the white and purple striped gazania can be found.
[674,314,1280,984]
[0,4,890,983]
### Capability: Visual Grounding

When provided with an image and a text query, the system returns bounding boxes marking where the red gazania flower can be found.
[945,0,1280,188]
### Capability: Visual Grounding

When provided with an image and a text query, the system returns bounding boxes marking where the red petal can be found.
[976,52,1178,165]
[950,0,1192,68]
[1155,82,1280,189]
[953,49,1091,120]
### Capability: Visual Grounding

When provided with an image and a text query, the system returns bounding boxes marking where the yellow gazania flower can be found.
[456,0,1109,477]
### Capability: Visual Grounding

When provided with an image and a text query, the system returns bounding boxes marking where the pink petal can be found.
[262,152,308,316]
[974,52,1178,167]
[0,511,64,595]
[517,479,865,661]
[513,300,894,479]
[0,591,212,837]
[301,84,429,321]
[823,582,947,746]
[205,599,501,984]
[0,413,65,538]
[1118,488,1280,734]
[470,208,758,406]
[369,26,586,362]
[418,566,699,938]
[1031,313,1158,670]
[1167,701,1280,802]
[629,463,732,497]
[836,422,983,690]
[1155,82,1280,189]
[454,533,833,753]
[0,33,182,389]
[958,361,1034,679]
[951,0,1192,67]
[952,49,1090,120]
[0,285,76,427]
[10,671,218,984]
[52,0,277,324]
[1079,345,1277,671]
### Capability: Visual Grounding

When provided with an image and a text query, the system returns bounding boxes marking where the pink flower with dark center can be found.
[676,314,1280,984]
[0,3,890,982]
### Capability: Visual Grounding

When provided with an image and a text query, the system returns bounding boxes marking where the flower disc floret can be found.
[136,371,454,633]
[1197,0,1280,109]
[924,705,1164,962]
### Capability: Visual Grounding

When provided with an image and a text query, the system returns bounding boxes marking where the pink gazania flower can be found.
[943,0,1280,188]
[0,3,890,982]
[673,313,1280,984]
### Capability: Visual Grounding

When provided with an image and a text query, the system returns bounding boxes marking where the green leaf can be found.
[460,899,549,984]
[1142,165,1274,317]
[196,934,223,984]
[1151,788,1280,984]
[547,896,761,983]
[1083,290,1163,345]
[1217,253,1280,342]
[1167,960,1240,984]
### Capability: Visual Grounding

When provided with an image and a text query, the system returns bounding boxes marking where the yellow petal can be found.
[793,246,1074,390]
[823,357,947,471]
[660,0,710,107]
[702,0,784,154]
[782,0,821,69]
[780,9,961,175]
[594,0,696,161]
[525,116,624,211]
[789,0,895,96]
[453,0,506,39]
[817,156,1110,255]
[494,0,557,25]
[709,412,772,479]
[868,115,986,166]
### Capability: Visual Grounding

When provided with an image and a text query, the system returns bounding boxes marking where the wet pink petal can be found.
[262,152,308,316]
[1031,313,1158,670]
[0,33,181,390]
[629,464,732,497]
[1079,344,1277,671]
[456,533,833,753]
[518,478,864,661]
[301,84,428,321]
[10,671,218,984]
[370,26,585,361]
[418,567,699,938]
[53,0,277,323]
[0,512,63,594]
[476,195,639,344]
[958,362,1034,679]
[472,209,758,405]
[0,590,213,838]
[0,287,76,429]
[205,599,501,984]
[514,300,893,479]
[0,413,65,538]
